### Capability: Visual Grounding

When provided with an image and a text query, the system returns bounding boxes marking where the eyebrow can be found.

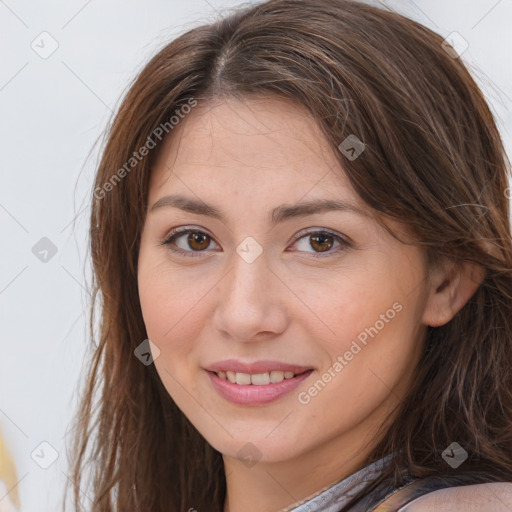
[149,194,368,225]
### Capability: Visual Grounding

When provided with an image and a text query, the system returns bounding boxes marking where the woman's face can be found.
[137,97,431,464]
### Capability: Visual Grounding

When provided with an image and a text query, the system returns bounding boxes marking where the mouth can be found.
[205,367,315,405]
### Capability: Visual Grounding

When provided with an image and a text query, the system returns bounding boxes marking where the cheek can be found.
[302,264,424,406]
[296,265,411,353]
[328,299,423,407]
[137,259,219,417]
[137,263,206,407]
[298,309,422,441]
[137,252,213,346]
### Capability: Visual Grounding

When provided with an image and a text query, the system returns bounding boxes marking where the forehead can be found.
[149,96,356,199]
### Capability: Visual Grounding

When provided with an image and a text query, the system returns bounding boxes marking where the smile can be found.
[206,368,314,405]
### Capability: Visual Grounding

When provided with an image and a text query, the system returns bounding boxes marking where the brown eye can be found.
[187,232,210,251]
[309,233,334,252]
[290,229,349,258]
[161,228,218,257]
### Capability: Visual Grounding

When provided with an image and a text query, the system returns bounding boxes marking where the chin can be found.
[205,431,305,465]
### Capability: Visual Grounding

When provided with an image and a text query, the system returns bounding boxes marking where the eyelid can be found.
[160,226,220,258]
[291,227,351,246]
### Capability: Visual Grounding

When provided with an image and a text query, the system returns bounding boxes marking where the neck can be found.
[222,417,384,512]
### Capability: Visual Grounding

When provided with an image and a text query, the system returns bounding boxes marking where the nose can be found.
[212,249,288,342]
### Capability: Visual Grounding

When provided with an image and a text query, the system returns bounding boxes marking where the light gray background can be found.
[1,1,511,510]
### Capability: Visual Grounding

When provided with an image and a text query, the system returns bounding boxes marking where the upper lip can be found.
[205,359,313,374]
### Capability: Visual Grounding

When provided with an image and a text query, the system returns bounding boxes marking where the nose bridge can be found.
[214,244,286,340]
[226,247,270,307]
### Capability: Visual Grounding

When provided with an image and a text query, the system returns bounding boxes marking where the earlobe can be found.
[422,259,486,328]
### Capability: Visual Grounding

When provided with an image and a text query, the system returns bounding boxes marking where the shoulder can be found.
[401,482,512,511]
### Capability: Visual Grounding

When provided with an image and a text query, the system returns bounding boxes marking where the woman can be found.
[67,0,512,510]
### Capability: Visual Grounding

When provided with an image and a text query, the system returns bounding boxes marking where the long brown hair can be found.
[66,1,512,510]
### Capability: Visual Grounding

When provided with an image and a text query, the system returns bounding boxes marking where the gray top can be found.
[285,455,393,512]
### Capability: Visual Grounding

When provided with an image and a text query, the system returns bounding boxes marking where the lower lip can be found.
[207,369,314,405]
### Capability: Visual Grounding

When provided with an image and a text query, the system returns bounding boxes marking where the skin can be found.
[137,97,483,512]
[404,483,512,511]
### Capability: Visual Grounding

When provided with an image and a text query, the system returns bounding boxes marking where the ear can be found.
[422,258,486,327]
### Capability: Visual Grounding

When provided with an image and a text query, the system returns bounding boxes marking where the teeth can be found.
[216,370,299,384]
[235,372,251,385]
[270,370,285,383]
[251,372,270,385]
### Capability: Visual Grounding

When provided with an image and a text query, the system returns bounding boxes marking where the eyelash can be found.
[159,227,350,259]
